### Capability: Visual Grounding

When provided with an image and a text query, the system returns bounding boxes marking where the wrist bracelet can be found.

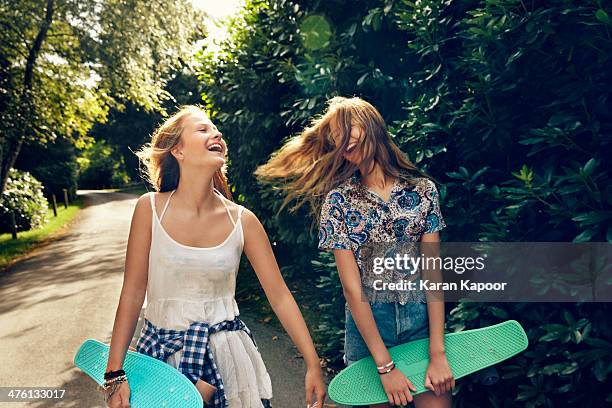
[104,369,125,380]
[376,360,395,370]
[378,363,396,375]
[104,374,127,386]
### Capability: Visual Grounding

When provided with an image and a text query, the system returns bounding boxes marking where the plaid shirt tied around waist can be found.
[135,316,257,408]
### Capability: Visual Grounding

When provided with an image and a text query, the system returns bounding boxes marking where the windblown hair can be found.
[255,96,430,218]
[135,105,232,199]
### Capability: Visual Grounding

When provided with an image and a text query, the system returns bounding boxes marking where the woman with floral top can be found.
[256,96,454,407]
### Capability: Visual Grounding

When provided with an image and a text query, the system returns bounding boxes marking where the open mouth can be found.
[346,142,358,153]
[208,143,223,153]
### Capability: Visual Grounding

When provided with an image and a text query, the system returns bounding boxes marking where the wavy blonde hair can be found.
[136,105,232,199]
[255,96,430,217]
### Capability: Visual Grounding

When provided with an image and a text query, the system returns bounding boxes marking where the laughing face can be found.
[172,110,227,170]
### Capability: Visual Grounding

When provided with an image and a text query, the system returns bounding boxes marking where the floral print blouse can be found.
[318,172,447,304]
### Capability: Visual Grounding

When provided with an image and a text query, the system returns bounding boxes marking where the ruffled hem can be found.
[163,328,273,407]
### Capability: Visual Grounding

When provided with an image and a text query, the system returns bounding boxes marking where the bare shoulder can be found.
[239,206,268,238]
[239,206,260,228]
[127,193,153,239]
[134,192,154,214]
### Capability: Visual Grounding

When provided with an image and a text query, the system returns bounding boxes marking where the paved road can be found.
[0,191,330,408]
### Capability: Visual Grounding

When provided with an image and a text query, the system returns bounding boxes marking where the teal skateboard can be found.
[328,320,528,406]
[74,339,203,408]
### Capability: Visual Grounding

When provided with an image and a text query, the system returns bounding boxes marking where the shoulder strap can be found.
[159,190,175,223]
[214,188,236,226]
[237,205,245,221]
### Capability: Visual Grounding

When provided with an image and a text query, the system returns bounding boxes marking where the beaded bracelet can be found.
[104,374,127,386]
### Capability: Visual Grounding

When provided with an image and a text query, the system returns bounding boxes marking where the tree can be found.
[88,68,203,184]
[0,0,206,194]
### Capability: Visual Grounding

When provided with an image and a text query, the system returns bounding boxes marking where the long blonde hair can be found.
[255,96,430,217]
[136,105,232,199]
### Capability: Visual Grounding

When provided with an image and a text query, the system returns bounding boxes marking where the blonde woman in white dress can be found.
[102,106,327,408]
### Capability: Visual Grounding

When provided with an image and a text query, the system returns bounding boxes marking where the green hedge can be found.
[198,1,611,406]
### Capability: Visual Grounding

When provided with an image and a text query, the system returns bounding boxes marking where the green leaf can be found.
[518,137,545,145]
[571,211,612,226]
[357,72,369,86]
[595,9,610,24]
[563,309,575,326]
[582,158,597,177]
[490,307,509,319]
[573,229,597,243]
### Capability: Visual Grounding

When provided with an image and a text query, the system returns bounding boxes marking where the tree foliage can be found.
[88,69,203,185]
[0,0,205,194]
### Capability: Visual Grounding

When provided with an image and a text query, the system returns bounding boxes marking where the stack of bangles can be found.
[100,369,128,403]
[377,360,396,375]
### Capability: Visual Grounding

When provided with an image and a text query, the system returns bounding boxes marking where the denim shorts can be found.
[344,301,429,366]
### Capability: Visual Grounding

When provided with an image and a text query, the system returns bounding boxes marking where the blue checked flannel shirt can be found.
[135,316,257,408]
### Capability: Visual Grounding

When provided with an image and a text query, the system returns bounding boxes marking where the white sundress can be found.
[141,189,273,407]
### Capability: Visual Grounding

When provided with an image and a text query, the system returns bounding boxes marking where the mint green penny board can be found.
[329,320,528,406]
[74,339,203,408]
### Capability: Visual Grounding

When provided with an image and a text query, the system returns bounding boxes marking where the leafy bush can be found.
[16,137,79,200]
[0,169,48,233]
[446,302,612,408]
[77,140,130,189]
[391,0,611,243]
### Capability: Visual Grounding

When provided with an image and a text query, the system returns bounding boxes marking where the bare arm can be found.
[333,249,392,366]
[242,209,320,369]
[421,232,445,355]
[105,194,152,372]
[242,209,326,406]
[421,231,455,395]
[333,248,416,406]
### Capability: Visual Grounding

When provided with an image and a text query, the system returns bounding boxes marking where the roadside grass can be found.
[0,198,84,270]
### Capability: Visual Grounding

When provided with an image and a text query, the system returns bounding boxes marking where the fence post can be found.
[10,211,17,240]
[62,188,69,208]
[51,194,58,217]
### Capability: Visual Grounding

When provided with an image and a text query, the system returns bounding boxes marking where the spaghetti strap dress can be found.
[141,189,273,407]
